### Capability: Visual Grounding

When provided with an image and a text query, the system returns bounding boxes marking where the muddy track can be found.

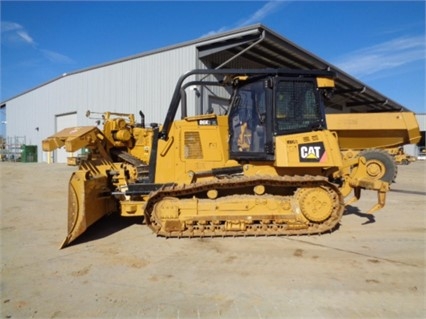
[144,175,345,237]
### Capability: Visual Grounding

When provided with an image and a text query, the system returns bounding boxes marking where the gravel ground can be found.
[1,161,425,319]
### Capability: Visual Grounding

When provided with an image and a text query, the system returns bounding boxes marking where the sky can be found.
[1,1,425,136]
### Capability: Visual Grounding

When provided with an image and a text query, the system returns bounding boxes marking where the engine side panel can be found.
[274,130,343,168]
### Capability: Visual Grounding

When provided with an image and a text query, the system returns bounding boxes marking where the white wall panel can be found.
[4,44,197,162]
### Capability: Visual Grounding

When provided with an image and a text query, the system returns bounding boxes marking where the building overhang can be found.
[196,24,409,113]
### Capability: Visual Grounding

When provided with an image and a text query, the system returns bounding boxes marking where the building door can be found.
[55,112,77,163]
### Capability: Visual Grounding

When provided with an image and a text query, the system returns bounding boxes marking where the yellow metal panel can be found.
[326,112,421,149]
[316,77,335,88]
[275,131,342,167]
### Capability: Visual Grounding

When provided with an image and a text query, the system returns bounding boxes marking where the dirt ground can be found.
[1,161,425,319]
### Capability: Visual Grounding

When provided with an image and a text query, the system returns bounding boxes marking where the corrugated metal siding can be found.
[416,114,426,131]
[6,45,197,162]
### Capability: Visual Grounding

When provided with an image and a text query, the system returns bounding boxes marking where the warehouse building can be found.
[415,114,426,159]
[0,24,422,162]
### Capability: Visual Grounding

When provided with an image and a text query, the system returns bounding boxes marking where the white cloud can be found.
[334,36,425,78]
[16,31,36,45]
[201,1,287,37]
[40,49,74,64]
[1,21,36,46]
[237,1,285,27]
[1,21,23,32]
[2,20,74,65]
[202,27,228,38]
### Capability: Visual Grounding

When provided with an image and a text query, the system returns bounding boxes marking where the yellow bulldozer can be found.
[43,69,390,248]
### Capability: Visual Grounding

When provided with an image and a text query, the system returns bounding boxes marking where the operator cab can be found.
[228,75,327,161]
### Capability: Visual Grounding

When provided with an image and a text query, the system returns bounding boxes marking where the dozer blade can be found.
[60,170,117,249]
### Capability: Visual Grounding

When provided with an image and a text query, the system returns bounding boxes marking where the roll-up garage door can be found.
[55,112,77,163]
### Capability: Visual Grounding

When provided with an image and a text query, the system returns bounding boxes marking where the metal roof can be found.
[2,24,411,113]
[197,24,410,113]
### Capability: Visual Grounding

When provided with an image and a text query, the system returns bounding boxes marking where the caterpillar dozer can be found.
[43,69,389,248]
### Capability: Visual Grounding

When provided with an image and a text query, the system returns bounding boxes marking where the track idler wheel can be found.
[297,187,334,222]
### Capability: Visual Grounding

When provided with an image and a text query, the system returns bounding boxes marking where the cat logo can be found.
[299,142,326,162]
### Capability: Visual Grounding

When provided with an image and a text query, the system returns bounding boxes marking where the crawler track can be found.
[144,175,345,237]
